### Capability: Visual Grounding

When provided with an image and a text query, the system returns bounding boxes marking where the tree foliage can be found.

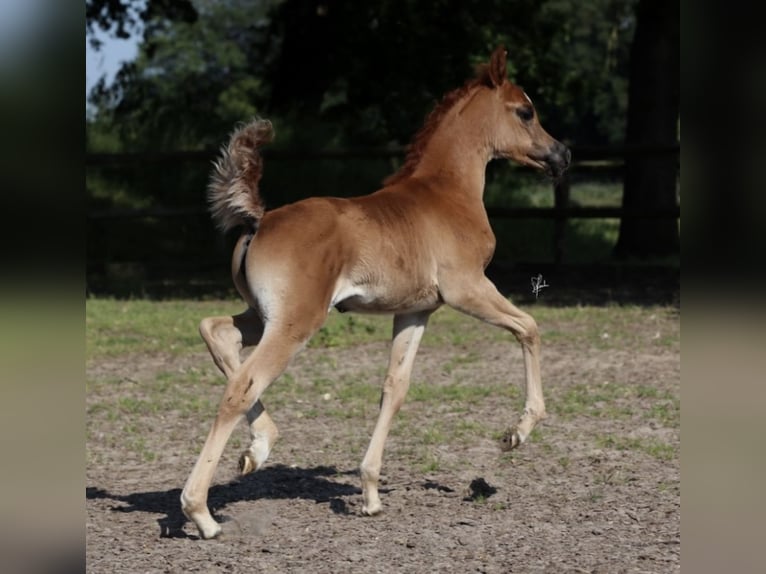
[86,0,198,46]
[87,0,638,151]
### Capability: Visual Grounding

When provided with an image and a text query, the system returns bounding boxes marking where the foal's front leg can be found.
[442,276,546,449]
[360,310,432,515]
[199,310,279,475]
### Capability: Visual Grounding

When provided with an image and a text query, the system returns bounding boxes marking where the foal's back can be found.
[243,181,464,318]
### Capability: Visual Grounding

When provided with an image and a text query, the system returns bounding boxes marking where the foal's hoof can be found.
[239,451,257,476]
[499,428,523,452]
[361,502,382,516]
[238,439,273,476]
[200,523,224,540]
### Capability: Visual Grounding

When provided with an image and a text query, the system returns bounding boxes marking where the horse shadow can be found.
[86,464,375,539]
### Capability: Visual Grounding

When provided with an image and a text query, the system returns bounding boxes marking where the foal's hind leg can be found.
[360,310,432,516]
[239,400,279,475]
[199,310,279,476]
[442,276,546,449]
[181,324,313,539]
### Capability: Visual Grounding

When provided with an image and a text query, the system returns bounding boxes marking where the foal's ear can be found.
[488,45,508,87]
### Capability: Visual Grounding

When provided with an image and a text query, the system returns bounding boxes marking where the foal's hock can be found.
[181,45,571,539]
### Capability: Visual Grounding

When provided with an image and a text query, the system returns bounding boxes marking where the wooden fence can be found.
[86,144,679,268]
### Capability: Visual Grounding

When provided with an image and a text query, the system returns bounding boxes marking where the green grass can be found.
[483,176,631,263]
[86,298,245,360]
[535,304,680,351]
[408,380,502,405]
[423,303,673,350]
[419,454,442,474]
[595,435,677,462]
[549,380,679,430]
[87,297,679,468]
[310,314,385,348]
[569,181,623,207]
[645,399,680,427]
[91,298,673,360]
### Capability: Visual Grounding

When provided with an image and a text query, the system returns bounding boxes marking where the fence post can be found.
[553,174,570,265]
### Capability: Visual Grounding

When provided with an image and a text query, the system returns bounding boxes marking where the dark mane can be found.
[383,66,492,187]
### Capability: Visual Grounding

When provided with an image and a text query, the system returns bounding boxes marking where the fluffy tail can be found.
[208,118,274,232]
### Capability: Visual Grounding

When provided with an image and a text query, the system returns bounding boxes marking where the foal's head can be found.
[479,46,570,179]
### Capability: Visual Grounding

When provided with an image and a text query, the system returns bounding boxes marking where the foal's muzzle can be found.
[542,141,571,179]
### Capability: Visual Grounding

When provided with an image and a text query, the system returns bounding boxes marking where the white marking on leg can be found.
[249,430,272,470]
[360,311,430,515]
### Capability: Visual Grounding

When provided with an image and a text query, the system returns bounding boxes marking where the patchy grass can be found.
[408,380,503,405]
[86,299,679,361]
[419,454,442,474]
[549,381,679,430]
[86,298,244,360]
[310,314,386,348]
[595,435,677,461]
[86,297,679,471]
[535,305,680,351]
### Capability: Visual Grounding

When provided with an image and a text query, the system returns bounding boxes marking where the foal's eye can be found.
[516,106,534,122]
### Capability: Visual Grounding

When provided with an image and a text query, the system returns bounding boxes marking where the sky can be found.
[86,30,140,101]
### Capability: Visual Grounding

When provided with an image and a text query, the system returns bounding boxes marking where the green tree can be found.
[88,0,274,150]
[86,0,198,46]
[87,0,638,150]
[261,0,637,145]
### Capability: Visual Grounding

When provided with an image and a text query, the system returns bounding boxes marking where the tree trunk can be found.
[614,0,680,259]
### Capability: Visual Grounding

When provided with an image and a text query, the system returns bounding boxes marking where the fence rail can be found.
[86,144,679,266]
[86,143,679,166]
[88,204,680,221]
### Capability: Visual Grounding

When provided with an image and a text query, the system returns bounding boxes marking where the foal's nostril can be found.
[551,142,571,169]
[542,142,571,177]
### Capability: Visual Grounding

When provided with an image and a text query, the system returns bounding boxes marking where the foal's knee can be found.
[515,313,540,347]
[200,317,243,376]
[199,317,217,343]
[199,317,239,347]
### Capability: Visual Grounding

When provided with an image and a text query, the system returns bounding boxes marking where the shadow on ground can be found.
[87,464,370,539]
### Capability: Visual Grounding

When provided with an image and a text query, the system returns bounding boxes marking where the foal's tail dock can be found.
[207,118,273,233]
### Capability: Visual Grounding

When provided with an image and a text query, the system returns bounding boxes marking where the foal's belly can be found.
[332,281,442,314]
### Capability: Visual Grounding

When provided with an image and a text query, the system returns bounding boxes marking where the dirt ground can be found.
[86,306,680,573]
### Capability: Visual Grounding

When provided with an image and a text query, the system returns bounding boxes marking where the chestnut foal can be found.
[181,46,570,539]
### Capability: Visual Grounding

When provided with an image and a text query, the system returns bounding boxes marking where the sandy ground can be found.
[86,306,679,573]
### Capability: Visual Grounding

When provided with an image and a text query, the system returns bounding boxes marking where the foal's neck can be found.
[410,100,493,201]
